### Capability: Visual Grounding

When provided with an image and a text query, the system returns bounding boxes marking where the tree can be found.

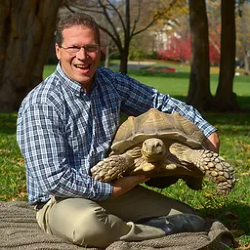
[0,0,62,112]
[187,0,240,112]
[63,0,181,73]
[214,0,239,111]
[236,0,250,72]
[186,0,213,111]
[206,0,221,57]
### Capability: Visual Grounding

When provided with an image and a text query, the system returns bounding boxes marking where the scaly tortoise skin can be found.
[91,108,236,195]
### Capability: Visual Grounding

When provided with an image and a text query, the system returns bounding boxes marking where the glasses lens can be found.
[85,45,99,53]
[65,47,80,54]
[61,45,99,54]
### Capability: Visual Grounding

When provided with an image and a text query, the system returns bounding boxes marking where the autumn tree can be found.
[0,0,62,112]
[206,0,221,57]
[63,0,181,73]
[236,0,250,72]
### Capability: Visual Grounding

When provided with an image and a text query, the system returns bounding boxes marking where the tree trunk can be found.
[244,53,249,72]
[104,42,110,68]
[186,0,213,112]
[214,0,240,111]
[119,0,130,74]
[119,47,129,73]
[0,0,61,112]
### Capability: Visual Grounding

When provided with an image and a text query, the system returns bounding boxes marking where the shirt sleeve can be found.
[17,103,113,201]
[114,72,217,138]
[160,96,217,137]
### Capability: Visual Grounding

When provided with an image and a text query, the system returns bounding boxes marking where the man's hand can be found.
[110,175,150,199]
[206,132,220,153]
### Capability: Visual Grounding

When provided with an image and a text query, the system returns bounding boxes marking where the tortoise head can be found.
[141,138,166,163]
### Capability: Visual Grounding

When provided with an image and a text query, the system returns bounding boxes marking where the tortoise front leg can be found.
[91,147,141,182]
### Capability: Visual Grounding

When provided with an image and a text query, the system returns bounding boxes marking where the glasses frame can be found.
[59,44,100,55]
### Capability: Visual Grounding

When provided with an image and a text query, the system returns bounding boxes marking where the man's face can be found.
[55,25,101,90]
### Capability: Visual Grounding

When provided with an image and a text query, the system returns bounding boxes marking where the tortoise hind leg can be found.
[169,142,236,195]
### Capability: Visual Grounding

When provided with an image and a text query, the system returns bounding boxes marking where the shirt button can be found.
[75,93,80,97]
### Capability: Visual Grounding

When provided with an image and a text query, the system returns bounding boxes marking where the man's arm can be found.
[110,175,150,199]
[206,131,220,153]
[161,99,221,153]
[114,73,218,146]
[17,104,113,202]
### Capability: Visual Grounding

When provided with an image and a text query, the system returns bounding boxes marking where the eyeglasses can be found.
[59,44,100,55]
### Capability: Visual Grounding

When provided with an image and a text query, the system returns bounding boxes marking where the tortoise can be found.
[91,108,236,195]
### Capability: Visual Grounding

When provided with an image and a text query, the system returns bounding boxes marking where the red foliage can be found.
[158,34,191,63]
[209,33,220,65]
[158,33,221,65]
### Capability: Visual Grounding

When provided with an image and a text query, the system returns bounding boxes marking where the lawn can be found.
[1,61,250,249]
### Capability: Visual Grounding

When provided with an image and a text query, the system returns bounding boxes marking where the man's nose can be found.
[76,47,87,59]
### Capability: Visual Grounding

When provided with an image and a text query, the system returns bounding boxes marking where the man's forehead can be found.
[62,25,98,44]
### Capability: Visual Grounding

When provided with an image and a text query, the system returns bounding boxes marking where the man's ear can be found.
[55,43,61,61]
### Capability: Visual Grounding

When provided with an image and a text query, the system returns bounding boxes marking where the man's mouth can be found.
[75,64,90,70]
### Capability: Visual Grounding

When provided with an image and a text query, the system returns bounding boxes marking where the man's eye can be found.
[67,47,80,52]
[85,45,99,52]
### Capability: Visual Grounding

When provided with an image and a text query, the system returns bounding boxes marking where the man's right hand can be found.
[110,175,150,199]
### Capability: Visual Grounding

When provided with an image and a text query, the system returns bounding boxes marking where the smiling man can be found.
[55,21,101,93]
[16,13,221,248]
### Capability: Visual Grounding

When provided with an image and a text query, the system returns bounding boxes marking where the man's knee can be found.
[71,206,118,248]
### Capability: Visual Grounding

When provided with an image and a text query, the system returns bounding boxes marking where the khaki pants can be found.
[36,186,196,248]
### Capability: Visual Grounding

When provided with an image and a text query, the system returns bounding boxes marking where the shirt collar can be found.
[55,63,84,95]
[55,63,100,96]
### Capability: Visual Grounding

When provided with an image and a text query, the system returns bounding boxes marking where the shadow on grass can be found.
[128,68,250,82]
[171,95,250,115]
[198,203,250,235]
[128,69,190,79]
[0,113,17,135]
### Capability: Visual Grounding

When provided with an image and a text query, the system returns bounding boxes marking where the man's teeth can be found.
[75,65,89,69]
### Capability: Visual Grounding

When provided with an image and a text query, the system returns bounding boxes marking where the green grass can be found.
[1,61,250,249]
[0,113,27,201]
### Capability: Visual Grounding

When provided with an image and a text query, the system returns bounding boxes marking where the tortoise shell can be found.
[111,108,207,154]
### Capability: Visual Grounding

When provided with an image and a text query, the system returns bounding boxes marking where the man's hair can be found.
[55,12,100,46]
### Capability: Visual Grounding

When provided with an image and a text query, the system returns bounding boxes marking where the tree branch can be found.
[131,0,178,38]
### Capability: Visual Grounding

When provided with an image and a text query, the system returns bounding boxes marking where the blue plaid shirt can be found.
[17,63,216,204]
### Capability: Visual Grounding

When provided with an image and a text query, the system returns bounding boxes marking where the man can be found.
[17,13,220,248]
